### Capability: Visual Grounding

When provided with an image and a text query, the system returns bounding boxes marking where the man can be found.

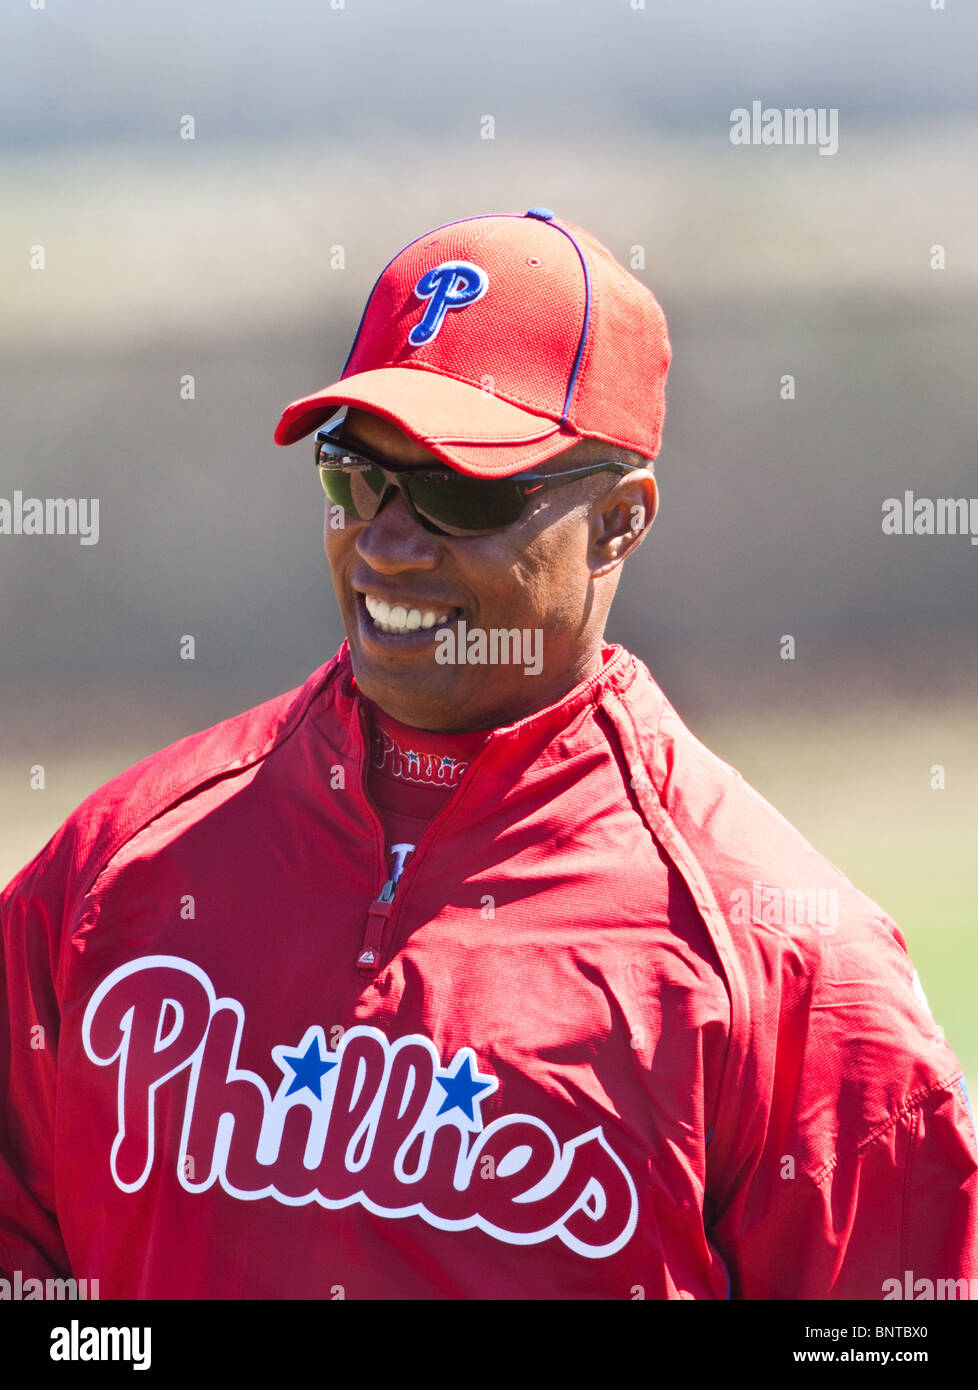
[1,208,976,1301]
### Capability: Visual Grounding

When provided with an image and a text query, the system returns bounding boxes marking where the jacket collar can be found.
[324,637,642,749]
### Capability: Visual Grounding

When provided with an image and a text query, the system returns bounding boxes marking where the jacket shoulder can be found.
[605,660,964,1170]
[1,658,340,915]
[611,662,888,924]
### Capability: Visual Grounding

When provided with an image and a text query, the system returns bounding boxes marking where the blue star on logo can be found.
[435,1052,495,1121]
[281,1036,336,1100]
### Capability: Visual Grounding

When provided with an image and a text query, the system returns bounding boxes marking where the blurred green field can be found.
[2,697,975,1083]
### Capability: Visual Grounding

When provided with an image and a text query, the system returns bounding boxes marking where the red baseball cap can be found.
[273,208,671,478]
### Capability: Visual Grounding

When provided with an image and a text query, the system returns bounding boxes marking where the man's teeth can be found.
[363,595,455,634]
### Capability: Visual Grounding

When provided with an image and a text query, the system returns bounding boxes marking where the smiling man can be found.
[1,209,976,1302]
[323,404,656,730]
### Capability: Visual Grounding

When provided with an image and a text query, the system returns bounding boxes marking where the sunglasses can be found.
[314,423,642,537]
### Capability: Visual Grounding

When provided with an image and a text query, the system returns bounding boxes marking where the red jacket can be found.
[1,643,975,1299]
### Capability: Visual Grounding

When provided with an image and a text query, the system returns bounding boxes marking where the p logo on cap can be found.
[409,261,489,347]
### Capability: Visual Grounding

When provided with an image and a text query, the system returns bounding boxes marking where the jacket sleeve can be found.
[825,1077,978,1301]
[716,1074,978,1300]
[0,854,72,1281]
[618,676,978,1301]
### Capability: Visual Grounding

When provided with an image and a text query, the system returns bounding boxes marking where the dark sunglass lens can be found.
[347,465,386,520]
[319,466,356,515]
[319,461,386,521]
[408,473,524,533]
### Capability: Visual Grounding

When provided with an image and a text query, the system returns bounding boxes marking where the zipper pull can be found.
[356,843,415,973]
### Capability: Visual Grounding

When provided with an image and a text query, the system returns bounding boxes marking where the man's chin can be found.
[346,640,485,730]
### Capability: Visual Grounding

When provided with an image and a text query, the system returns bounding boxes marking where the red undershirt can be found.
[363,702,490,882]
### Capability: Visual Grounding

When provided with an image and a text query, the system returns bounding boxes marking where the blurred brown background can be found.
[2,0,976,1077]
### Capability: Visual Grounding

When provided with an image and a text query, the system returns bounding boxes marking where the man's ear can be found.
[588,471,658,578]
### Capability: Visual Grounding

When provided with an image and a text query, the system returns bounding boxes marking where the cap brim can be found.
[273,366,582,477]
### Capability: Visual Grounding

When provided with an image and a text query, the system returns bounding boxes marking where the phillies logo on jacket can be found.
[81,957,638,1258]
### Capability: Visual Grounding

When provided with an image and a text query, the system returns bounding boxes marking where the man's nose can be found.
[354,484,441,573]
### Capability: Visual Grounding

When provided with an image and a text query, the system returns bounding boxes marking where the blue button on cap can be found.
[525,207,555,221]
